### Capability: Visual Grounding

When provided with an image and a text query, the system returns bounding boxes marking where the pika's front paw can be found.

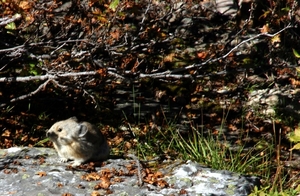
[71,161,83,167]
[59,158,68,163]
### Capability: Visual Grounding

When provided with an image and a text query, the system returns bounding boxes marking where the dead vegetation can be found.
[1,0,300,193]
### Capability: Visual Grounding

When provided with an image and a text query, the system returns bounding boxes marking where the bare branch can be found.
[215,23,293,63]
[0,39,88,53]
[0,45,25,53]
[0,24,293,84]
[0,71,98,83]
[107,71,125,80]
[138,23,294,78]
[1,79,51,107]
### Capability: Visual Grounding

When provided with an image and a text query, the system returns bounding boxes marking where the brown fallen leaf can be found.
[91,191,101,196]
[62,193,72,196]
[94,176,111,190]
[36,171,47,177]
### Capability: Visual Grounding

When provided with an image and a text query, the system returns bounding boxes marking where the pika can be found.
[46,117,110,167]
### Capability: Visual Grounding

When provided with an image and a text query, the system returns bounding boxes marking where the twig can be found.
[126,154,143,186]
[50,42,67,55]
[213,23,293,63]
[83,89,97,108]
[0,79,64,107]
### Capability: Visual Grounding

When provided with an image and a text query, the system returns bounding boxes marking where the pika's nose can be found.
[46,131,57,141]
[46,130,52,137]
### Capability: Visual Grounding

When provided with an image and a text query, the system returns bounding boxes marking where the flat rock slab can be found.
[0,147,260,196]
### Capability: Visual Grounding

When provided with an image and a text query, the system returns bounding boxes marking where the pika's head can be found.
[46,117,89,146]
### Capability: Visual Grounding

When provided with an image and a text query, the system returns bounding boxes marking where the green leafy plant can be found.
[33,138,50,147]
[109,0,119,12]
[287,127,300,152]
[28,62,42,76]
[5,22,16,30]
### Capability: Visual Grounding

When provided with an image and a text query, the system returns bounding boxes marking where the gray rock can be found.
[215,0,238,17]
[0,147,260,196]
[246,85,300,118]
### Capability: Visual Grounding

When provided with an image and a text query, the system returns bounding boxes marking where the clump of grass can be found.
[170,126,273,174]
[124,88,300,195]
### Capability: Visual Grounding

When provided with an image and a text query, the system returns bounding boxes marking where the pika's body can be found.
[46,117,110,166]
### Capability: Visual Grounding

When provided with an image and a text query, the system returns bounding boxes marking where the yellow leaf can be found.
[290,143,300,151]
[259,10,271,20]
[288,127,300,142]
[271,34,280,45]
[288,134,300,142]
[295,127,300,136]
[295,66,300,73]
[292,48,300,58]
[295,184,300,192]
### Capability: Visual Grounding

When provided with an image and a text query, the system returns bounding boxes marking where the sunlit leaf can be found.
[281,7,290,12]
[98,16,108,23]
[292,48,300,58]
[288,127,300,142]
[109,0,119,12]
[260,24,269,33]
[29,63,40,76]
[14,13,22,19]
[197,52,208,59]
[288,134,300,142]
[5,22,16,30]
[290,143,300,151]
[19,1,31,10]
[295,67,300,73]
[259,10,271,20]
[271,34,280,45]
[242,58,252,64]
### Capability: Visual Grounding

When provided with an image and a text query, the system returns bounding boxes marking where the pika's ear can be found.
[68,116,78,122]
[78,124,89,137]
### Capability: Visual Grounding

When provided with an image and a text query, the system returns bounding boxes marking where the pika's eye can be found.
[57,128,62,132]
